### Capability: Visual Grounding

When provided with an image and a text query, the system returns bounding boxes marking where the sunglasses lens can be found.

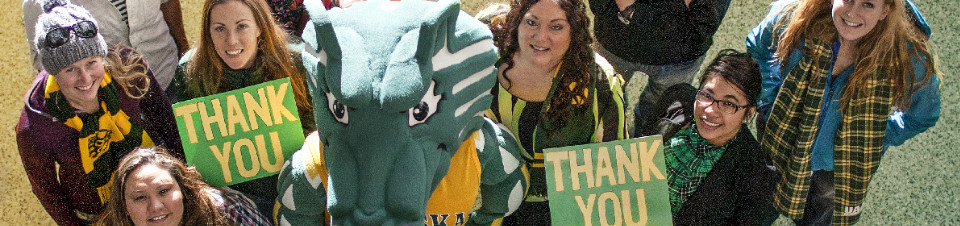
[45,28,70,48]
[75,21,97,38]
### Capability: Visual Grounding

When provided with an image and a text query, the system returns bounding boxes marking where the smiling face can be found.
[694,75,754,146]
[123,164,184,226]
[832,0,890,44]
[209,0,261,70]
[55,56,104,112]
[515,0,571,70]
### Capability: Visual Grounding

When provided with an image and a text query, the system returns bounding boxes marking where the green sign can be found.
[173,78,305,187]
[543,135,672,226]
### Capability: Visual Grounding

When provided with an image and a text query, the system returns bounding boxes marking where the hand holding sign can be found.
[173,78,305,186]
[544,135,672,226]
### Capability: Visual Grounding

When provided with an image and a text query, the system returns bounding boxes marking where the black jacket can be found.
[644,83,776,225]
[589,0,731,65]
[673,126,776,225]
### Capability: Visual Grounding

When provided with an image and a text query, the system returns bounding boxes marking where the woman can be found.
[16,1,183,225]
[485,0,627,224]
[746,0,940,224]
[96,147,270,226]
[169,0,313,133]
[649,49,775,225]
[167,0,314,215]
[23,0,191,90]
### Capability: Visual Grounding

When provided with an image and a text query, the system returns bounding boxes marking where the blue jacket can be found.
[745,0,940,171]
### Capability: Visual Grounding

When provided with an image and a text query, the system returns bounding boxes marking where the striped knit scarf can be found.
[665,125,728,214]
[761,37,891,225]
[45,72,154,204]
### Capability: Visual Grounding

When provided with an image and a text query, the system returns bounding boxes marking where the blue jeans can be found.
[596,44,704,137]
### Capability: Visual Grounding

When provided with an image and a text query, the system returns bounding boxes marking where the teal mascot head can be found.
[274,0,527,225]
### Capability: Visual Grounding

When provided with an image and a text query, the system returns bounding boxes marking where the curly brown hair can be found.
[499,0,595,126]
[96,147,230,226]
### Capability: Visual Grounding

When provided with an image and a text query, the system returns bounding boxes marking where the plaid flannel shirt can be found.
[212,188,272,225]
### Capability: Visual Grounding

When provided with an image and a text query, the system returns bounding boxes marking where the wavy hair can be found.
[185,0,311,111]
[96,147,229,226]
[104,45,150,99]
[499,0,594,125]
[773,0,937,110]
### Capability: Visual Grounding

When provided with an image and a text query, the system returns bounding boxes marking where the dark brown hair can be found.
[699,49,762,106]
[96,147,229,226]
[499,0,594,125]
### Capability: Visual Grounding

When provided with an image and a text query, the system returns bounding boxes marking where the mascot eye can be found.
[326,92,349,125]
[408,81,441,126]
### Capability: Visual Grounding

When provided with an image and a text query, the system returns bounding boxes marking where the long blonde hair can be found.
[185,0,311,111]
[773,0,937,110]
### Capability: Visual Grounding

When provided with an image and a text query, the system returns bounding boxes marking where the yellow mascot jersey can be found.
[295,131,482,226]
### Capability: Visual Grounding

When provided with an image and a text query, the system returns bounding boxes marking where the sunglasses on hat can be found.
[44,20,98,49]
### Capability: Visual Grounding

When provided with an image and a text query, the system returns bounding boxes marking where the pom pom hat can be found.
[34,0,107,75]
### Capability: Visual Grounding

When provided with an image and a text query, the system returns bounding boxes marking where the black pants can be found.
[794,170,835,226]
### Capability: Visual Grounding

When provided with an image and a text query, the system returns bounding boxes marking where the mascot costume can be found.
[274,0,528,225]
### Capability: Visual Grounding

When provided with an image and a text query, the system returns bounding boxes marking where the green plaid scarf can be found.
[665,125,728,214]
[45,72,152,205]
[761,37,891,225]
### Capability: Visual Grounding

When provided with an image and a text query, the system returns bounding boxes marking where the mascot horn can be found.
[274,0,528,225]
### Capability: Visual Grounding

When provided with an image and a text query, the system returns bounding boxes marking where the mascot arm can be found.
[467,119,528,226]
[274,132,328,226]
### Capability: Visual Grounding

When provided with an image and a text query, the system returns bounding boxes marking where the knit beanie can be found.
[34,0,107,75]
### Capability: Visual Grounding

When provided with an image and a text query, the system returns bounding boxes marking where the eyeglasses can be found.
[695,89,750,114]
[44,21,98,49]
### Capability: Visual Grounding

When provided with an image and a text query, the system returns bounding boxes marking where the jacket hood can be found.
[906,0,931,38]
[24,71,55,120]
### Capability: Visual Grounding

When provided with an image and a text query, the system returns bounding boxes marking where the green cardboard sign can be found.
[172,78,305,187]
[543,135,672,226]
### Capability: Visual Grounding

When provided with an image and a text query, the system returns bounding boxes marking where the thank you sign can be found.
[173,78,305,186]
[543,135,672,225]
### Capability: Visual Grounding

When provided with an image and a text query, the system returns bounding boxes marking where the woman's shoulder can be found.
[209,187,271,225]
[211,187,257,207]
[758,0,798,31]
[731,127,760,149]
[591,52,623,90]
[590,53,626,107]
[19,73,70,132]
[725,127,762,160]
